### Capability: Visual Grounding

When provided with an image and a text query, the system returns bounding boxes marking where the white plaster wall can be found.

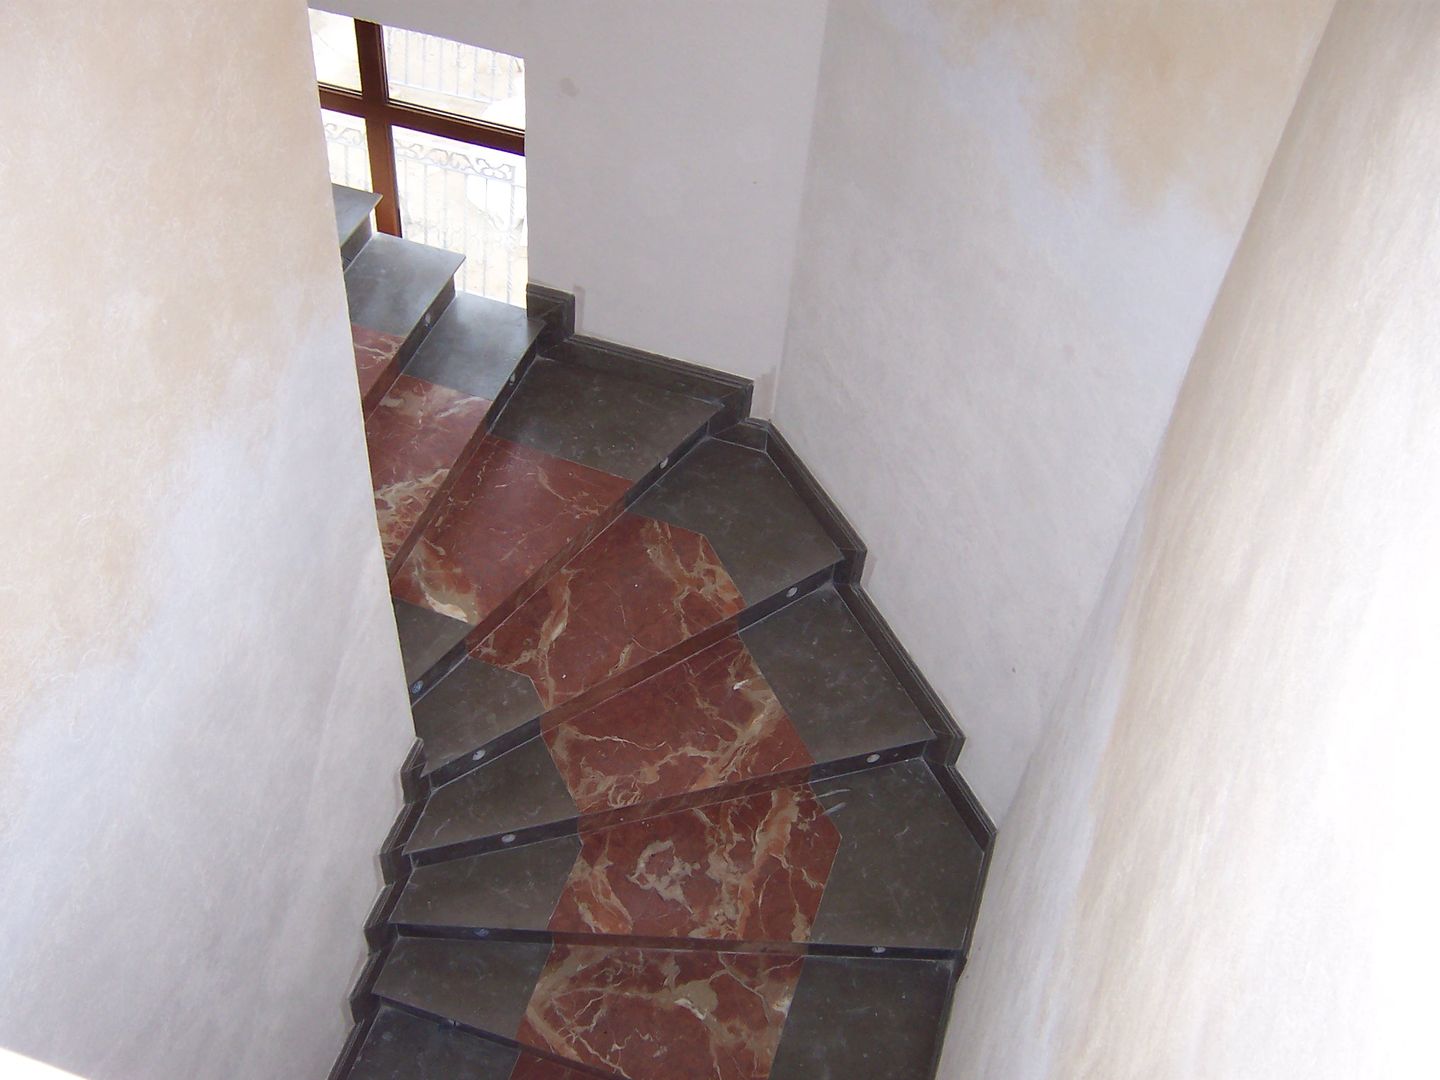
[323,0,830,414]
[0,2,413,1077]
[942,0,1438,1072]
[772,0,1331,818]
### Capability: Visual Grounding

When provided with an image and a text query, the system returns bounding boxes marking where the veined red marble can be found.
[549,784,840,943]
[474,514,746,708]
[352,323,407,411]
[391,436,632,626]
[544,636,813,814]
[365,375,490,563]
[518,946,802,1080]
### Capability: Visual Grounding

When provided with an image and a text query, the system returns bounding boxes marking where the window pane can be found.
[383,27,525,128]
[321,108,371,190]
[309,9,361,91]
[393,127,527,303]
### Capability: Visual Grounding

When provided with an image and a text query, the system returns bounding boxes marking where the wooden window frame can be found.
[318,19,525,237]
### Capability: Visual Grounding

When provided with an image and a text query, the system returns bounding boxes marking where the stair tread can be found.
[366,375,492,565]
[489,357,718,482]
[332,183,380,251]
[349,1005,518,1078]
[390,359,723,690]
[404,293,542,401]
[630,437,841,603]
[407,582,935,847]
[375,938,952,1080]
[346,233,463,338]
[399,759,982,952]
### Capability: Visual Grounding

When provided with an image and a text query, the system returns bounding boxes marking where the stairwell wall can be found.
[941,0,1438,1071]
[323,0,830,415]
[770,0,1332,819]
[0,2,413,1077]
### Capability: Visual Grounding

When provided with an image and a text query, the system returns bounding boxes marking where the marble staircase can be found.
[328,184,993,1080]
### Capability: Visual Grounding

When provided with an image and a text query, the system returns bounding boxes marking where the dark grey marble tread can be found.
[333,183,380,267]
[370,939,952,1080]
[768,954,955,1080]
[492,356,719,481]
[404,293,543,401]
[742,584,934,765]
[349,1005,518,1079]
[402,582,937,862]
[346,233,463,337]
[810,759,984,952]
[632,438,843,602]
[398,759,983,954]
[375,938,550,1040]
[411,656,542,776]
[407,736,578,858]
[394,599,471,686]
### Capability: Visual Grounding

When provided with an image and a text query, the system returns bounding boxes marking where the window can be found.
[309,11,527,304]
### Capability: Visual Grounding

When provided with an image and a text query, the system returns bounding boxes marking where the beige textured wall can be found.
[0,2,413,1076]
[773,0,1332,818]
[943,0,1437,1073]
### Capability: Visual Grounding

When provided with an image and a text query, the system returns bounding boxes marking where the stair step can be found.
[397,759,982,954]
[366,376,491,570]
[345,234,463,412]
[349,1005,596,1079]
[363,295,543,575]
[390,357,724,698]
[408,580,934,826]
[332,183,380,267]
[407,435,843,716]
[373,937,954,1080]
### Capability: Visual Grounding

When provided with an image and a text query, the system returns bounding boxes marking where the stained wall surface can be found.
[942,0,1438,1073]
[0,1,414,1076]
[772,0,1332,816]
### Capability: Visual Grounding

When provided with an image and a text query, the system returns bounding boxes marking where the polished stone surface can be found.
[767,955,954,1080]
[397,760,982,952]
[811,759,984,951]
[391,436,630,629]
[632,439,842,602]
[474,514,745,709]
[354,324,408,413]
[366,375,491,563]
[543,634,812,815]
[396,835,581,931]
[492,357,718,481]
[411,655,543,777]
[518,945,802,1080]
[349,1005,518,1078]
[393,598,471,685]
[741,584,934,763]
[407,736,577,857]
[405,293,542,400]
[375,937,551,1038]
[333,183,379,243]
[346,233,463,338]
[549,784,840,942]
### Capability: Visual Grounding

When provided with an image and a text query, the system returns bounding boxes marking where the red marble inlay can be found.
[352,323,407,410]
[517,946,802,1080]
[549,784,840,943]
[365,375,491,562]
[391,436,632,627]
[474,514,747,709]
[508,1053,592,1080]
[544,636,813,814]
